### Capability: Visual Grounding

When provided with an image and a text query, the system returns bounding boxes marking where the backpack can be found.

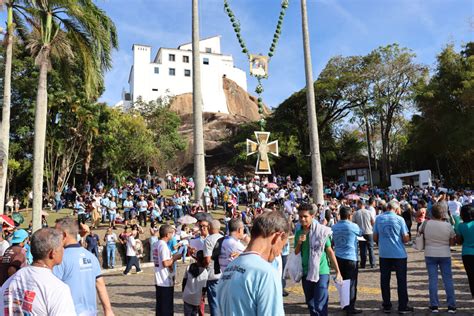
[211,236,225,274]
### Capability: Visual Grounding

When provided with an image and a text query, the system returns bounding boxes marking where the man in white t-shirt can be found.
[367,197,377,218]
[153,224,182,316]
[189,220,210,252]
[448,194,463,231]
[122,195,134,227]
[137,195,148,227]
[460,191,472,205]
[0,228,76,316]
[219,219,247,272]
[203,220,223,316]
[123,230,142,275]
[447,195,462,217]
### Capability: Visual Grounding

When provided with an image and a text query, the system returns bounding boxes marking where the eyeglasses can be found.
[200,225,209,229]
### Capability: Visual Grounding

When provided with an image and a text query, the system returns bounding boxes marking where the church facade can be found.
[119,36,247,113]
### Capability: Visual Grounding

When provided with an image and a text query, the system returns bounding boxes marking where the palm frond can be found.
[22,0,118,98]
[12,10,29,42]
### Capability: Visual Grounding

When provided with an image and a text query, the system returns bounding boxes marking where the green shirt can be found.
[294,229,331,276]
[458,221,474,256]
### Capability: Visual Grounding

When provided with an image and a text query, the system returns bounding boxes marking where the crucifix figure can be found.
[246,131,279,174]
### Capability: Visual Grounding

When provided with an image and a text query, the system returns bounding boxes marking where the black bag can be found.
[211,237,225,274]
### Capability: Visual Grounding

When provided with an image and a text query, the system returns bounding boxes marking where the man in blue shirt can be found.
[54,217,114,316]
[374,200,413,314]
[332,206,363,314]
[217,211,289,316]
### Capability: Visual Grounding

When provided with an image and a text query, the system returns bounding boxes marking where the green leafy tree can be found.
[405,43,474,185]
[92,108,158,183]
[131,98,186,170]
[364,44,426,184]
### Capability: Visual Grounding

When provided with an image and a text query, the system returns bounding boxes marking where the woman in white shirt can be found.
[123,230,142,275]
[422,203,456,313]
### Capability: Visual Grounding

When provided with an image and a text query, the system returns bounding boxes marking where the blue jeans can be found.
[173,207,183,224]
[281,254,288,289]
[207,279,220,316]
[55,199,62,212]
[425,256,456,308]
[302,274,329,316]
[107,244,116,268]
[181,244,188,263]
[380,258,408,310]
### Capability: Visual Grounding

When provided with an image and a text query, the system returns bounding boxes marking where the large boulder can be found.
[166,78,269,174]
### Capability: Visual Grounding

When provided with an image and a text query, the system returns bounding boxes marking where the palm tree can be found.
[192,0,206,205]
[26,0,117,231]
[0,0,30,214]
[300,0,324,204]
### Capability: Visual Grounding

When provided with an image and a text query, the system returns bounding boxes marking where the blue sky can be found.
[96,0,473,107]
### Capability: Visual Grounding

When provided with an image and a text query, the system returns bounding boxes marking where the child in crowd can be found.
[182,250,208,316]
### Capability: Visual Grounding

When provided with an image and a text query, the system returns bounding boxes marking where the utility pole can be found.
[192,0,206,205]
[301,0,324,205]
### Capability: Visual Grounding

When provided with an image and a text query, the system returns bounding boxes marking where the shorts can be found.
[109,213,116,221]
[124,211,131,220]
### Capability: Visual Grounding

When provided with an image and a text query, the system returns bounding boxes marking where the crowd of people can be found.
[0,173,472,315]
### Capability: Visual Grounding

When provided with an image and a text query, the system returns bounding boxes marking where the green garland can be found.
[224,0,289,130]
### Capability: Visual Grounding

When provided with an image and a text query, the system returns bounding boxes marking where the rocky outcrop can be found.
[166,78,270,173]
[169,77,269,120]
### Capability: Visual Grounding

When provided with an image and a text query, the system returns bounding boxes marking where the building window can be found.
[154,67,159,74]
[152,88,158,92]
[346,169,357,182]
[183,55,190,63]
[205,47,212,53]
[184,69,191,77]
[169,54,175,62]
[169,68,175,76]
[203,58,209,65]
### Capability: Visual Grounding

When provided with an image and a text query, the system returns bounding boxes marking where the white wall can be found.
[127,37,247,113]
[179,36,221,54]
[390,170,432,190]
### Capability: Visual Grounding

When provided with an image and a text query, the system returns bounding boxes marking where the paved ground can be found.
[101,244,473,315]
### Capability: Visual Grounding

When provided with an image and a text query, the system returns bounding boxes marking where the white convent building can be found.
[118,35,247,113]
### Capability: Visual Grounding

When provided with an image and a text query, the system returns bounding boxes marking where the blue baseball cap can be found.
[11,229,28,244]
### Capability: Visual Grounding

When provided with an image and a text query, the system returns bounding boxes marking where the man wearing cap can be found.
[0,229,29,285]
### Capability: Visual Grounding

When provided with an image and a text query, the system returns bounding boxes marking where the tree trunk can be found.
[32,58,49,232]
[380,118,392,186]
[364,117,374,187]
[0,8,14,214]
[83,141,93,187]
[301,0,324,205]
[192,0,206,205]
[56,156,70,194]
